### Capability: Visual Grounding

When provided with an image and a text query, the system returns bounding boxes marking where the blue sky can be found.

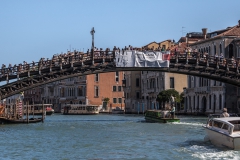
[0,0,240,65]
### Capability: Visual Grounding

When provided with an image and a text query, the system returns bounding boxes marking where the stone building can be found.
[122,71,141,114]
[184,20,240,114]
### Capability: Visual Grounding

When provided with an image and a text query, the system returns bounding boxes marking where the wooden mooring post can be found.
[27,101,29,124]
[42,100,44,123]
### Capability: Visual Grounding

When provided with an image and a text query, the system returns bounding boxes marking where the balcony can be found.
[194,86,210,94]
[59,82,66,85]
[147,88,156,94]
[74,80,86,84]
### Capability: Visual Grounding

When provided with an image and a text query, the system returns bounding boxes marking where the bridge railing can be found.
[0,50,240,82]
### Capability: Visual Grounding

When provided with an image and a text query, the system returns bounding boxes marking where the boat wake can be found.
[172,121,204,126]
[177,139,239,159]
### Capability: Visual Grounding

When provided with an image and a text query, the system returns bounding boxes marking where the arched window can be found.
[219,43,222,54]
[209,95,211,109]
[197,96,199,111]
[193,96,195,110]
[209,46,211,54]
[219,95,222,110]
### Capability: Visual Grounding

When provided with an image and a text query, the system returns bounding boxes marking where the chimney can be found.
[202,28,207,39]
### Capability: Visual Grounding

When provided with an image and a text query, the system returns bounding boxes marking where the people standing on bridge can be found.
[215,53,219,60]
[220,53,224,62]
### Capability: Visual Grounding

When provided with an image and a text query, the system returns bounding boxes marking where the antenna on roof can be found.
[181,27,186,36]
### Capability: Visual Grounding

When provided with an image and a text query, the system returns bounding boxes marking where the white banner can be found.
[115,51,170,67]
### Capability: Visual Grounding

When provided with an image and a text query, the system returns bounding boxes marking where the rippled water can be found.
[0,114,239,160]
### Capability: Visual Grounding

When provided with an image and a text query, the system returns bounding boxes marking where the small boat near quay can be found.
[144,110,180,123]
[203,114,240,150]
[0,117,42,124]
[111,107,124,114]
[62,104,100,115]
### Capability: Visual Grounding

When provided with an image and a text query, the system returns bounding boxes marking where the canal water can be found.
[0,114,239,160]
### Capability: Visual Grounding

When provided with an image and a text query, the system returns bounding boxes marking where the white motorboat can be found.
[203,114,240,150]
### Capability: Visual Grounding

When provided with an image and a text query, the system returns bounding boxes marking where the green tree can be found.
[103,97,110,110]
[156,89,180,109]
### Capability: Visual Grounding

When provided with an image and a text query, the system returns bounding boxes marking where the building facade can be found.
[122,71,142,114]
[184,20,240,114]
[86,72,125,111]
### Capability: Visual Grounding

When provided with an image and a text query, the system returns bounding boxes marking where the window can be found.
[95,73,99,82]
[219,95,222,110]
[113,86,117,92]
[115,71,119,82]
[136,91,140,99]
[213,121,223,128]
[118,98,122,103]
[170,77,174,88]
[136,78,140,87]
[162,45,166,50]
[60,88,65,97]
[209,95,211,109]
[94,86,99,97]
[78,86,83,96]
[113,98,117,103]
[118,86,122,92]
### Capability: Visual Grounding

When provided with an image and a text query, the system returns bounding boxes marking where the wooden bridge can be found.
[0,50,240,100]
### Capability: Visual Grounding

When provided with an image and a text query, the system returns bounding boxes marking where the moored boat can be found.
[24,104,54,115]
[0,117,43,124]
[144,110,180,123]
[111,108,124,114]
[62,104,100,115]
[203,114,240,150]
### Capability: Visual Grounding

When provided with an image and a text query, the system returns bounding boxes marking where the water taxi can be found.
[144,110,180,123]
[62,104,100,115]
[203,114,240,150]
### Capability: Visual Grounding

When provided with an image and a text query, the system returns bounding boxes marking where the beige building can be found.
[143,39,174,50]
[123,40,188,113]
[141,71,187,111]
